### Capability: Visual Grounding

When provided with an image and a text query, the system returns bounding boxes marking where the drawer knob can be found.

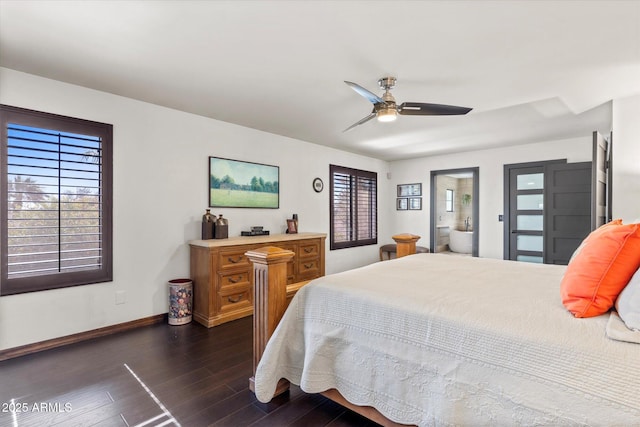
[228,276,242,284]
[304,248,313,253]
[227,295,242,303]
[227,256,243,264]
[304,263,314,269]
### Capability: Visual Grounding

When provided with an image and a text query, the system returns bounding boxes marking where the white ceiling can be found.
[1,1,638,161]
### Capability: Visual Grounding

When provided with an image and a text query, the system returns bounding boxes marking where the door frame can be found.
[592,131,613,229]
[429,167,479,257]
[502,159,565,260]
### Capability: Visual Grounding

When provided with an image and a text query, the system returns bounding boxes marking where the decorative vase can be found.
[214,214,228,239]
[201,209,214,239]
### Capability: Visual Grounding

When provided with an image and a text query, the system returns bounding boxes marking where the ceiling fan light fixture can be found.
[343,77,472,131]
[377,107,397,122]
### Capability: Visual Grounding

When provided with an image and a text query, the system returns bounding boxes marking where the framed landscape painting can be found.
[209,157,279,208]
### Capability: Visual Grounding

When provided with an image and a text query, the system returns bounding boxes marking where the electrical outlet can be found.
[115,290,126,305]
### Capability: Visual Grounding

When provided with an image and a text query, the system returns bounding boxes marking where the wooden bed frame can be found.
[245,234,421,427]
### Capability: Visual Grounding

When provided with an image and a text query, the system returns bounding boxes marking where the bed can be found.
[248,235,640,426]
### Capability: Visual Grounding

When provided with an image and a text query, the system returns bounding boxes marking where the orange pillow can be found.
[560,220,640,318]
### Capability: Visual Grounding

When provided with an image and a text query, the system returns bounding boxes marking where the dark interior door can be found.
[508,165,545,263]
[544,162,592,265]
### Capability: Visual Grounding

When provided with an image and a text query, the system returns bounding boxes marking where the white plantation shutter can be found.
[330,165,377,249]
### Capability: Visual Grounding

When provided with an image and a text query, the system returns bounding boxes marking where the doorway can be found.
[430,168,479,257]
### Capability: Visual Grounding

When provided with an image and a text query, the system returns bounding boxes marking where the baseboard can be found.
[0,313,167,362]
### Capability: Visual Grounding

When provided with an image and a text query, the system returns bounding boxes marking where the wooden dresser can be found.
[189,232,326,327]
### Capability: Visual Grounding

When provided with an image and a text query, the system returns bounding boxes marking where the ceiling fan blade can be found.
[398,102,472,116]
[344,81,385,104]
[343,111,377,132]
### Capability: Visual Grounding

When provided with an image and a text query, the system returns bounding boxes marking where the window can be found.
[1,105,113,296]
[330,164,377,250]
[445,189,454,212]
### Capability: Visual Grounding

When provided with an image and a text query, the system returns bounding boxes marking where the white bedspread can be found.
[254,254,640,426]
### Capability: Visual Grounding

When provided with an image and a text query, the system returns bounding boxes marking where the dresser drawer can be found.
[299,241,320,259]
[297,258,320,279]
[219,270,251,289]
[218,248,251,270]
[190,233,325,328]
[219,284,252,313]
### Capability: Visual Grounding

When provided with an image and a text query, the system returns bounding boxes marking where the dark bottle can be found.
[201,209,215,239]
[214,214,228,239]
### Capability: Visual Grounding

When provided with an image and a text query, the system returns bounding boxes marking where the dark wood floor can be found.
[0,316,379,427]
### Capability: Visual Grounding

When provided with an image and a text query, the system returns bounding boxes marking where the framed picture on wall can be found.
[209,157,279,208]
[397,183,422,197]
[397,198,408,210]
[408,197,422,210]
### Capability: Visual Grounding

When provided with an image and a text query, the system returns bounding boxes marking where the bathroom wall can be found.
[435,175,474,251]
[436,175,458,229]
[456,178,473,231]
[435,175,456,251]
[436,176,474,231]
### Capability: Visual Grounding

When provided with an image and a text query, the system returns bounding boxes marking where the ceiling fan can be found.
[343,76,472,132]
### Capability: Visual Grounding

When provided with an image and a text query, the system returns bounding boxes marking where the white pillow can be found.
[616,267,640,331]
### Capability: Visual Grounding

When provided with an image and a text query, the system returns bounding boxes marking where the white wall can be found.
[612,94,640,222]
[387,137,593,259]
[0,68,389,350]
[1,67,634,352]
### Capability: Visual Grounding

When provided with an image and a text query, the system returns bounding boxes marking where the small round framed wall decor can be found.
[312,177,324,193]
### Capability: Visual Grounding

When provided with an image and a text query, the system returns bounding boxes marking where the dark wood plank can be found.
[0,316,376,426]
[0,314,166,362]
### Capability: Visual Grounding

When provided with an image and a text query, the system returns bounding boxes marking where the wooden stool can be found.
[379,244,429,261]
